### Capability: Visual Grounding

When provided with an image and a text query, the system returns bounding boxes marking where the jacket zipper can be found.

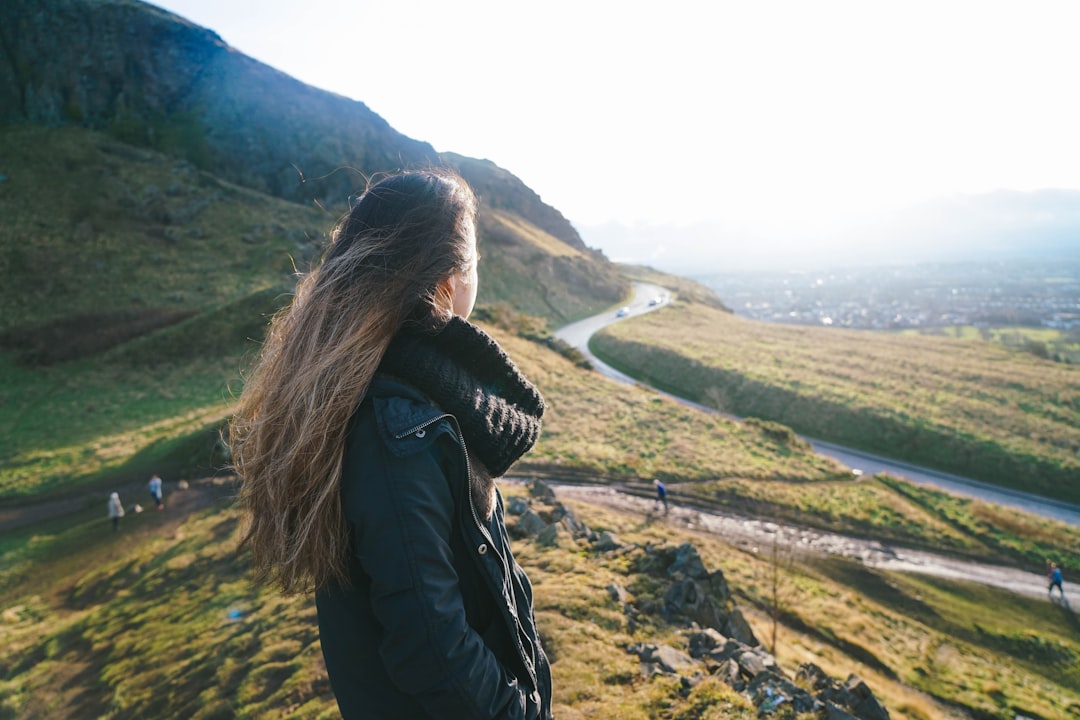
[395,413,532,680]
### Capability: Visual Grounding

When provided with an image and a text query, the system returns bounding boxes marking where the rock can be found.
[505,496,529,516]
[723,607,758,647]
[664,578,731,632]
[594,530,623,552]
[536,524,560,547]
[629,643,694,675]
[706,638,745,664]
[668,542,709,579]
[796,662,833,692]
[528,479,556,503]
[738,648,782,678]
[714,657,744,690]
[680,672,705,691]
[843,675,890,720]
[513,510,545,538]
[824,701,859,720]
[686,627,727,658]
[748,672,820,715]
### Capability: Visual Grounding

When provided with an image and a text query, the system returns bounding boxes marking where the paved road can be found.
[554,282,1080,528]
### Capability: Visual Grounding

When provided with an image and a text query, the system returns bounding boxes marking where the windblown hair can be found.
[229,169,479,594]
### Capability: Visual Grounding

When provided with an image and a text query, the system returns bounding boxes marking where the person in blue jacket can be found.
[229,169,552,719]
[654,478,669,514]
[1049,561,1065,600]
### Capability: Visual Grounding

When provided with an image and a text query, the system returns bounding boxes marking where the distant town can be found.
[698,258,1080,332]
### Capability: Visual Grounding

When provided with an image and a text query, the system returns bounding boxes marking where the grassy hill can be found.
[2,469,1078,719]
[0,119,628,501]
[3,2,1079,719]
[591,301,1080,504]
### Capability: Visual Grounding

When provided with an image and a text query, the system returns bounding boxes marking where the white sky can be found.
[150,0,1080,237]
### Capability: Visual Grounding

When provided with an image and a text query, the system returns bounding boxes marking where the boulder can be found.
[628,643,694,675]
[513,510,546,538]
[528,479,557,503]
[664,578,731,632]
[723,607,758,647]
[843,675,890,720]
[536,524,560,547]
[505,496,530,516]
[594,530,623,552]
[668,542,709,579]
[686,627,727,658]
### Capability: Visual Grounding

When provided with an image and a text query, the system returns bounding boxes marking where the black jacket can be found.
[316,377,553,719]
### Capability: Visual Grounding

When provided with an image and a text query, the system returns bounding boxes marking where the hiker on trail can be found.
[148,473,164,509]
[228,170,552,720]
[1049,562,1065,600]
[654,478,669,514]
[107,492,124,532]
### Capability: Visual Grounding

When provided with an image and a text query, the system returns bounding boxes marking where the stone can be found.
[843,675,890,720]
[707,638,745,664]
[528,479,557,503]
[738,648,781,678]
[686,627,727,658]
[824,701,859,720]
[594,530,623,552]
[714,657,744,690]
[505,496,529,516]
[668,542,709,578]
[628,643,694,675]
[796,662,833,692]
[536,524,560,547]
[513,509,545,538]
[664,578,731,631]
[723,607,758,647]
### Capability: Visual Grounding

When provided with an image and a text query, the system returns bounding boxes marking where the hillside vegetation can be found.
[0,122,623,500]
[2,478,1078,720]
[591,301,1080,504]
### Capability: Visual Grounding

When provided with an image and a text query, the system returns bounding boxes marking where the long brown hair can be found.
[229,169,479,593]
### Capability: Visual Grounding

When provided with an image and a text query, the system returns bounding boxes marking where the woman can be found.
[107,491,124,532]
[229,169,552,719]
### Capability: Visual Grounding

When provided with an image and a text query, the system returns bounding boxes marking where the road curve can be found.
[553,282,1080,528]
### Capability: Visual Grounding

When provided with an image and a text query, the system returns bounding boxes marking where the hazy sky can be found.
[150,0,1080,240]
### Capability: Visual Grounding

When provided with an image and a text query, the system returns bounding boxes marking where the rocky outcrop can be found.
[510,479,891,720]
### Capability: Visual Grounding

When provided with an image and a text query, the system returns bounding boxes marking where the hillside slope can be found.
[0,0,627,325]
[592,302,1080,502]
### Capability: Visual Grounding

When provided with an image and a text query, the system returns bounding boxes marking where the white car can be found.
[616,306,630,317]
[649,295,664,306]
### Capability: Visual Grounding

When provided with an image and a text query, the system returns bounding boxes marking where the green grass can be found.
[4,481,1076,719]
[591,301,1080,503]
[901,325,1080,364]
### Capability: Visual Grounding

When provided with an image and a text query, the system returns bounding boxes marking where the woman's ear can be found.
[434,275,457,313]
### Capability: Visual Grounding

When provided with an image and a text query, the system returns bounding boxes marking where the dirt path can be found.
[542,482,1073,609]
[0,475,236,533]
[3,473,1072,611]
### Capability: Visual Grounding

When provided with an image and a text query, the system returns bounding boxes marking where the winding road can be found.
[550,281,1076,604]
[555,282,1080,527]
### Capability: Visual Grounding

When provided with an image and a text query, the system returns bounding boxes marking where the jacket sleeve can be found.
[345,433,535,720]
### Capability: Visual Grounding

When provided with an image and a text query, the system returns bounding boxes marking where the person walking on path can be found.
[654,479,669,514]
[228,169,552,720]
[1049,562,1065,600]
[107,492,124,532]
[148,473,164,509]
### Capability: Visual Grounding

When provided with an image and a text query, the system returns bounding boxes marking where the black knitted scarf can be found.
[378,316,545,478]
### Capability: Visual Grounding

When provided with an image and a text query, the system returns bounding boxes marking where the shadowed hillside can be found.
[0,0,627,328]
